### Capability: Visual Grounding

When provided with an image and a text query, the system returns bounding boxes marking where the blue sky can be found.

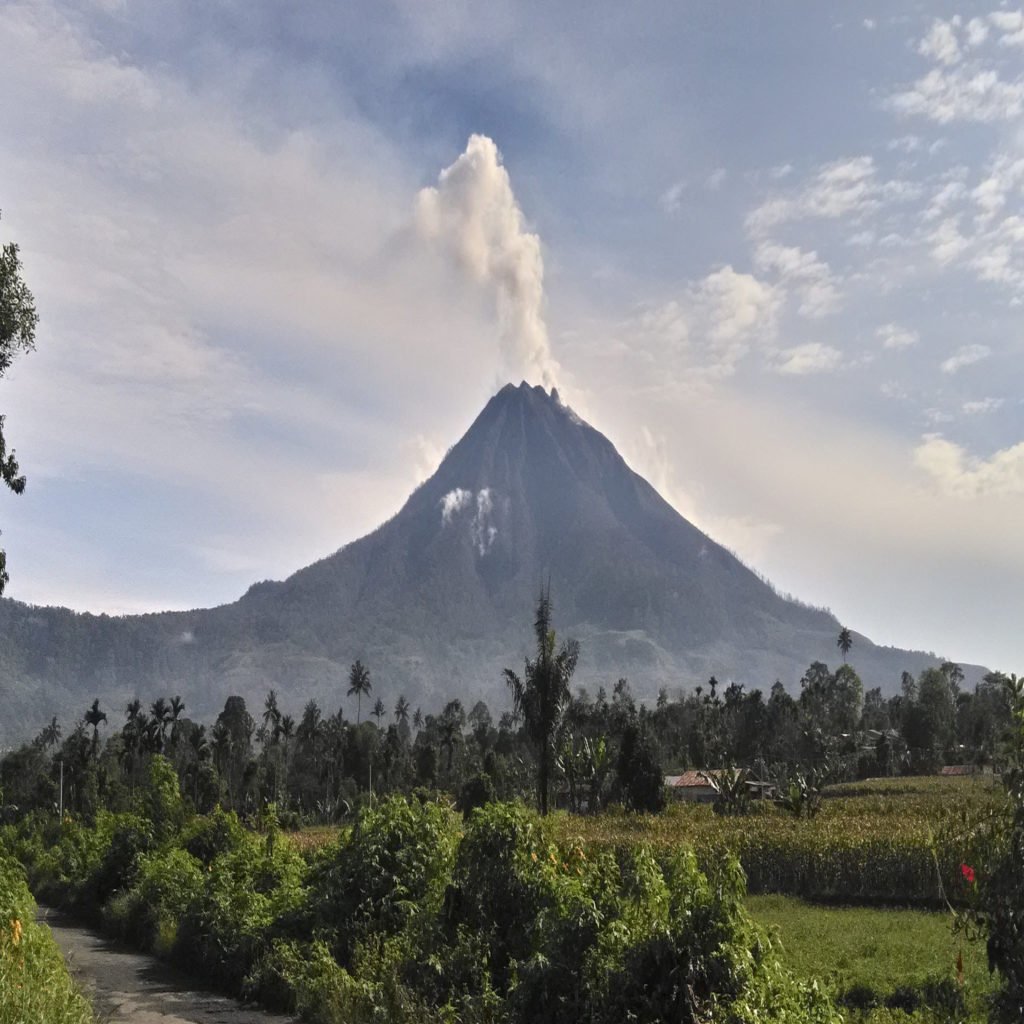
[2,1,1024,675]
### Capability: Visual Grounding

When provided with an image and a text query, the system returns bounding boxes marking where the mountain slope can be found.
[0,382,975,744]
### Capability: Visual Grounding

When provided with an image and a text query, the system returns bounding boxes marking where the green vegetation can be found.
[0,853,93,1024]
[749,895,993,1022]
[0,210,39,595]
[0,766,841,1024]
[1,593,1020,1022]
[552,776,1002,906]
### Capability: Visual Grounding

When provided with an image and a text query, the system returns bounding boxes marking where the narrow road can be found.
[37,906,299,1024]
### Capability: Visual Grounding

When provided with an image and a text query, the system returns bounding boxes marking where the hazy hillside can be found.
[0,383,979,745]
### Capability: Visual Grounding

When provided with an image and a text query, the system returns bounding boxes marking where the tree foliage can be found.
[503,586,579,814]
[0,212,38,595]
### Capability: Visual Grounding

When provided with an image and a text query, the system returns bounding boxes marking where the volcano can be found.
[0,382,969,743]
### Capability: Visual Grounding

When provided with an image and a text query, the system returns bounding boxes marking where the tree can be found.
[394,695,410,726]
[372,697,386,728]
[503,585,580,815]
[0,213,39,595]
[347,660,372,725]
[84,699,107,759]
[837,627,853,663]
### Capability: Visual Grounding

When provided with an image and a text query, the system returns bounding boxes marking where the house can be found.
[939,764,990,777]
[665,769,778,803]
[664,771,718,803]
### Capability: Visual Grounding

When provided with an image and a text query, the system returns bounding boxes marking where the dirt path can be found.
[37,906,299,1024]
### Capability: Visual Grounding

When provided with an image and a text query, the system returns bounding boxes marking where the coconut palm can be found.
[372,697,386,728]
[503,585,580,815]
[394,695,410,726]
[347,660,372,725]
[837,627,853,664]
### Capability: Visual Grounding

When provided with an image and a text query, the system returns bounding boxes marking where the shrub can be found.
[0,853,94,1024]
[307,795,459,966]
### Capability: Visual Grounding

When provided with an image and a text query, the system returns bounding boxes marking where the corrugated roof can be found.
[940,764,980,776]
[664,770,718,788]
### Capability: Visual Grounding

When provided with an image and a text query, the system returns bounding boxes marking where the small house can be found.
[664,770,718,803]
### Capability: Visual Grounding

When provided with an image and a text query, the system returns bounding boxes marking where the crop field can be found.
[749,894,994,1022]
[546,775,1004,905]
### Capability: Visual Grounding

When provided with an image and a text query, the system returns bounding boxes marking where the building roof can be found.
[665,770,719,788]
[940,764,981,776]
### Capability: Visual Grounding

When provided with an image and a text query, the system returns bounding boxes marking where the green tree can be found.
[837,626,853,663]
[84,698,108,759]
[372,697,386,728]
[503,586,580,814]
[347,659,372,725]
[0,212,39,595]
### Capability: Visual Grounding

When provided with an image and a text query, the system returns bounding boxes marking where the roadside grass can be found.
[0,854,94,1024]
[748,893,995,1022]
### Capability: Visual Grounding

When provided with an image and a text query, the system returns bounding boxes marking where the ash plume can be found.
[416,134,560,388]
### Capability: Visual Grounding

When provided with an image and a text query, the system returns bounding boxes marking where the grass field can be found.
[748,894,995,1022]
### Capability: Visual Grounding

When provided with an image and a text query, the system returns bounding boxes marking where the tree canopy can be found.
[0,212,38,595]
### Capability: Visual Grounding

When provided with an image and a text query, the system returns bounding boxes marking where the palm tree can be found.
[439,700,465,774]
[837,627,853,664]
[263,689,281,739]
[347,660,372,725]
[38,716,61,749]
[150,697,170,751]
[372,697,386,728]
[394,695,410,726]
[169,695,186,746]
[503,585,580,815]
[412,707,424,732]
[84,699,108,759]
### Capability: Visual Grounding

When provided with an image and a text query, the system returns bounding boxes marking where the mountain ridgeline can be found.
[0,383,972,744]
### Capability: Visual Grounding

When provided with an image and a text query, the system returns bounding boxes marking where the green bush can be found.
[307,795,459,965]
[0,853,94,1024]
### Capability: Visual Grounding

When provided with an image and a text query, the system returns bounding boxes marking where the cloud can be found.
[919,18,962,65]
[659,180,687,213]
[915,434,1024,496]
[698,266,780,345]
[876,323,919,349]
[940,343,991,374]
[890,17,1024,123]
[929,217,970,265]
[416,134,559,388]
[774,342,842,376]
[746,156,914,235]
[706,168,727,190]
[754,241,841,317]
[990,10,1024,46]
[962,397,1003,415]
[625,265,780,383]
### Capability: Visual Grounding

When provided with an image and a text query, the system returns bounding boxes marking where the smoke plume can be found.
[416,135,559,388]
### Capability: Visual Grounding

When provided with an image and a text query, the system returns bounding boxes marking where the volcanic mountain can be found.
[0,382,969,744]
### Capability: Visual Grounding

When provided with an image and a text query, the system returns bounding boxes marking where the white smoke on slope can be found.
[416,134,560,388]
[471,487,497,555]
[441,488,473,523]
[439,486,498,554]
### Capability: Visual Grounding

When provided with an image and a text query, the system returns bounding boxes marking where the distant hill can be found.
[0,382,982,745]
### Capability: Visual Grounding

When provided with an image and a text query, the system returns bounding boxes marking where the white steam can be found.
[440,486,498,555]
[441,488,473,524]
[416,134,559,388]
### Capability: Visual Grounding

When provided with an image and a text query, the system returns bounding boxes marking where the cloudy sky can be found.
[2,1,1024,675]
